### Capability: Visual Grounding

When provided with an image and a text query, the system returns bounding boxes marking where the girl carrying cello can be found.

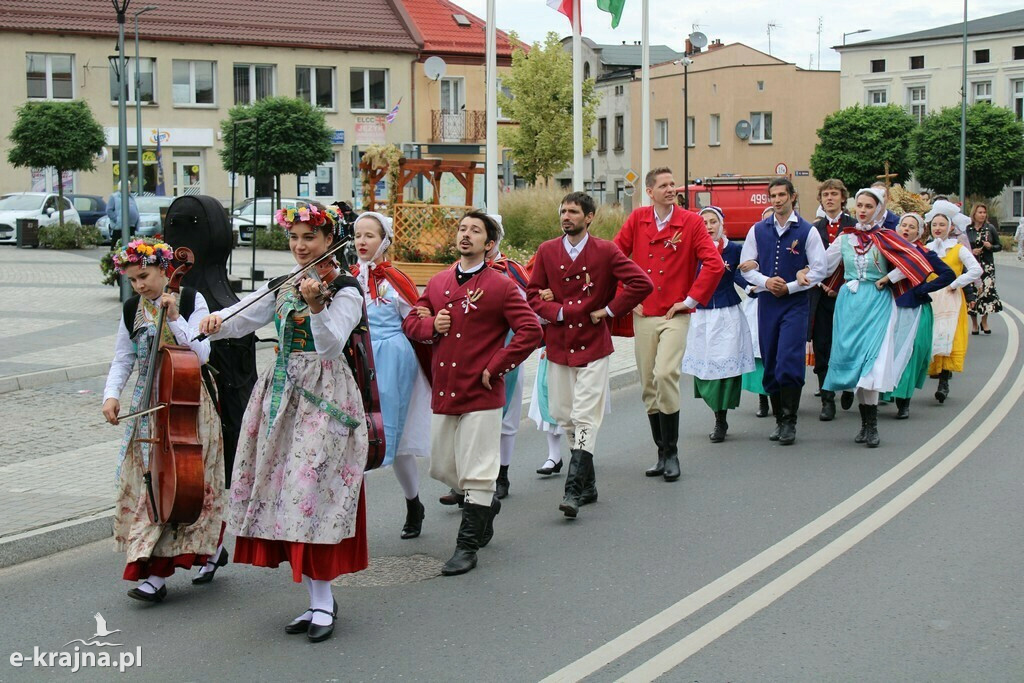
[102,238,226,603]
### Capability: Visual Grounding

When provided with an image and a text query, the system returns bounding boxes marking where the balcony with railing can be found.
[430,110,487,143]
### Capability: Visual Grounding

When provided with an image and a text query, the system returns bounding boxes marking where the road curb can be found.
[0,362,111,395]
[0,509,113,569]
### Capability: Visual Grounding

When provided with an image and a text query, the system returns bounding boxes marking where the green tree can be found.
[809,105,916,191]
[219,96,333,206]
[7,100,106,225]
[498,32,601,184]
[909,102,1024,199]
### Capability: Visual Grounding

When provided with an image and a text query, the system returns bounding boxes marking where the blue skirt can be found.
[824,282,893,392]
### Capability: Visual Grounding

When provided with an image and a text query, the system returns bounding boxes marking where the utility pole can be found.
[817,17,823,70]
[959,0,968,200]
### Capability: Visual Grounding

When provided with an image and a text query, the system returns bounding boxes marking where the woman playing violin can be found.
[102,238,226,603]
[199,201,368,644]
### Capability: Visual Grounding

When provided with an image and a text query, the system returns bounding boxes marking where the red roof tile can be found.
[401,0,516,58]
[0,0,422,52]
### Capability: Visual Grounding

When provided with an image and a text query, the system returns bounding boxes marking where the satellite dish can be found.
[735,119,751,140]
[689,32,708,49]
[423,56,447,82]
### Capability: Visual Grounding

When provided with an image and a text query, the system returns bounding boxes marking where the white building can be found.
[836,9,1024,224]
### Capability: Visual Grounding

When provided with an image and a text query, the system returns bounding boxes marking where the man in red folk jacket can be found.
[403,210,541,576]
[528,192,652,519]
[613,167,723,482]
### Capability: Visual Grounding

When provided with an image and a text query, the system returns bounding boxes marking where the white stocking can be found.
[545,432,562,465]
[197,543,225,575]
[500,433,516,467]
[392,453,420,500]
[856,388,879,406]
[138,575,166,593]
[308,579,334,626]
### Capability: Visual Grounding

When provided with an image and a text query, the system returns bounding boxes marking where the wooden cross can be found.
[876,160,898,190]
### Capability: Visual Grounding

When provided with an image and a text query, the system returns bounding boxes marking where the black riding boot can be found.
[400,496,425,539]
[709,410,728,443]
[935,370,950,403]
[756,394,771,418]
[819,390,836,422]
[855,404,869,443]
[778,386,800,445]
[495,465,510,500]
[479,496,501,548]
[559,449,586,518]
[863,404,880,447]
[660,412,681,481]
[644,413,665,477]
[895,397,910,419]
[441,503,488,576]
[578,456,598,506]
[769,393,783,441]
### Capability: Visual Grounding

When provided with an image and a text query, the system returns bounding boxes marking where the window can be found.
[750,111,772,143]
[1015,46,1024,60]
[1014,80,1024,121]
[973,81,992,104]
[350,68,387,111]
[709,114,721,146]
[654,119,668,149]
[686,117,695,148]
[870,59,885,73]
[108,57,155,104]
[597,117,608,152]
[908,86,927,124]
[584,62,591,80]
[910,55,925,70]
[867,88,887,106]
[974,49,990,64]
[756,80,765,91]
[1012,176,1024,218]
[496,77,513,121]
[233,64,274,104]
[172,60,215,105]
[26,53,73,99]
[614,115,624,151]
[614,85,624,96]
[296,67,335,109]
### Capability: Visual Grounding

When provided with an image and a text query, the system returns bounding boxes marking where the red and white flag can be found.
[546,0,574,26]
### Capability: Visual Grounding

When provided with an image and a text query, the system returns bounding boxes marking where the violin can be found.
[128,247,206,525]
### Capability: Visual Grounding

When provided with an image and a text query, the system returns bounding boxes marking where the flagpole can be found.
[572,0,583,192]
[485,0,499,213]
[640,0,650,206]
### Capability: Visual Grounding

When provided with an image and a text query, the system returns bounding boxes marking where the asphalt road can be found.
[2,268,1023,682]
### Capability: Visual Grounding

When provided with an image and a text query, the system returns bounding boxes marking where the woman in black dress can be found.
[966,202,1002,334]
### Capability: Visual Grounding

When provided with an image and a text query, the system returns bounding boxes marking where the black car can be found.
[68,194,107,226]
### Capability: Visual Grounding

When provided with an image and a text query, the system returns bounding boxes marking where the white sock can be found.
[500,433,516,467]
[545,432,562,465]
[308,579,334,626]
[198,544,225,575]
[138,575,166,593]
[293,575,314,622]
[857,388,879,406]
[392,453,420,500]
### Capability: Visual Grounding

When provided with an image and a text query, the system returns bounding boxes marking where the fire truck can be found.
[676,176,780,240]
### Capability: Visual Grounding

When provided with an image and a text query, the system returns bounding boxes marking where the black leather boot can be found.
[756,394,770,418]
[441,503,488,576]
[559,449,585,518]
[895,398,910,419]
[479,496,501,548]
[863,404,880,448]
[840,390,855,410]
[644,413,665,477]
[935,371,950,403]
[495,465,510,500]
[855,404,869,443]
[709,410,728,443]
[439,489,465,507]
[769,393,783,441]
[778,386,800,445]
[578,457,598,506]
[400,496,425,539]
[819,390,836,422]
[660,411,681,481]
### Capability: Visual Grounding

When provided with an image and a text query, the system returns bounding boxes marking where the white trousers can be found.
[429,409,502,506]
[547,356,610,453]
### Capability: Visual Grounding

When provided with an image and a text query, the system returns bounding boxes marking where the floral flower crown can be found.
[112,238,174,274]
[275,202,340,230]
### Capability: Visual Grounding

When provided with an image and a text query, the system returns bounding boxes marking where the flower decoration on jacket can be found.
[582,272,594,295]
[787,239,800,255]
[112,237,174,274]
[462,288,484,314]
[275,202,341,231]
[663,231,682,251]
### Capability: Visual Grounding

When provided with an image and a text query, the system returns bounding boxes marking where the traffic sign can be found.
[624,169,638,185]
[775,162,788,175]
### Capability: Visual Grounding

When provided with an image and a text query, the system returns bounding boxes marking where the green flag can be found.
[596,0,626,28]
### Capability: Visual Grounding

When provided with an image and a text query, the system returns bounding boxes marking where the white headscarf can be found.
[925,200,971,232]
[355,211,395,295]
[899,212,925,238]
[699,206,726,242]
[487,213,504,257]
[853,188,887,229]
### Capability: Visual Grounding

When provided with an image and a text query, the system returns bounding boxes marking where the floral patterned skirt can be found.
[973,261,1002,316]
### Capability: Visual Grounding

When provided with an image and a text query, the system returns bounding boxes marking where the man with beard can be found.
[527,192,652,519]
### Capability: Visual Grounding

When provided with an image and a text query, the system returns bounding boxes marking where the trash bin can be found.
[16,218,40,248]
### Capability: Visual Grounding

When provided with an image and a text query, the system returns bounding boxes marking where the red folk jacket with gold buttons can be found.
[613,206,724,316]
[403,265,542,415]
[527,234,652,367]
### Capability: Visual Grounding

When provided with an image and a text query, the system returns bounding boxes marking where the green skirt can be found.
[694,376,743,411]
[741,358,767,396]
[884,305,934,401]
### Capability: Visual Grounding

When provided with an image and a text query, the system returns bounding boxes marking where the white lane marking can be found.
[621,307,1023,681]
[542,310,1019,683]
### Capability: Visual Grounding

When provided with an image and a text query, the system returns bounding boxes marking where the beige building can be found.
[635,42,839,205]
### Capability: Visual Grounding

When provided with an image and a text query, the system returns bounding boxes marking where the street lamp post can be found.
[134,5,157,196]
[959,0,968,201]
[683,58,689,207]
[842,28,870,45]
[114,0,132,302]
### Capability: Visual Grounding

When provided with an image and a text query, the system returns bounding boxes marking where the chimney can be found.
[707,38,725,51]
[685,38,692,54]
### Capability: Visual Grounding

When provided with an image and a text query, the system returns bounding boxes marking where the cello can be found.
[127,247,206,525]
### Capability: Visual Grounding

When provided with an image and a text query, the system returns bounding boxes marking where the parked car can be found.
[96,195,174,243]
[0,192,81,244]
[67,194,107,226]
[232,197,305,245]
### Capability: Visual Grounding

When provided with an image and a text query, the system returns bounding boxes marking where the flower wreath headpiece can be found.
[275,202,341,231]
[112,238,174,274]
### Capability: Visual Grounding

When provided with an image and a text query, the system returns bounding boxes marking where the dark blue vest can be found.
[753,216,814,282]
[699,241,744,310]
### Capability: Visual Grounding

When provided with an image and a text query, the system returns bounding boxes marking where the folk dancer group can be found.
[102,170,991,642]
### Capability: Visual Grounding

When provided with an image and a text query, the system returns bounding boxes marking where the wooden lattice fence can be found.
[391,203,470,263]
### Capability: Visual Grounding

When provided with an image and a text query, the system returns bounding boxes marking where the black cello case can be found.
[164,195,257,485]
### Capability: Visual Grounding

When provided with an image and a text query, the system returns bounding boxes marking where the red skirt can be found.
[232,486,369,583]
[122,522,226,581]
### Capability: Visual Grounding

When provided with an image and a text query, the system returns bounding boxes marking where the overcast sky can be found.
[456,0,1019,71]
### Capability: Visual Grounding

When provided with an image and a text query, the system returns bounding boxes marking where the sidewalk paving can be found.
[0,244,637,566]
